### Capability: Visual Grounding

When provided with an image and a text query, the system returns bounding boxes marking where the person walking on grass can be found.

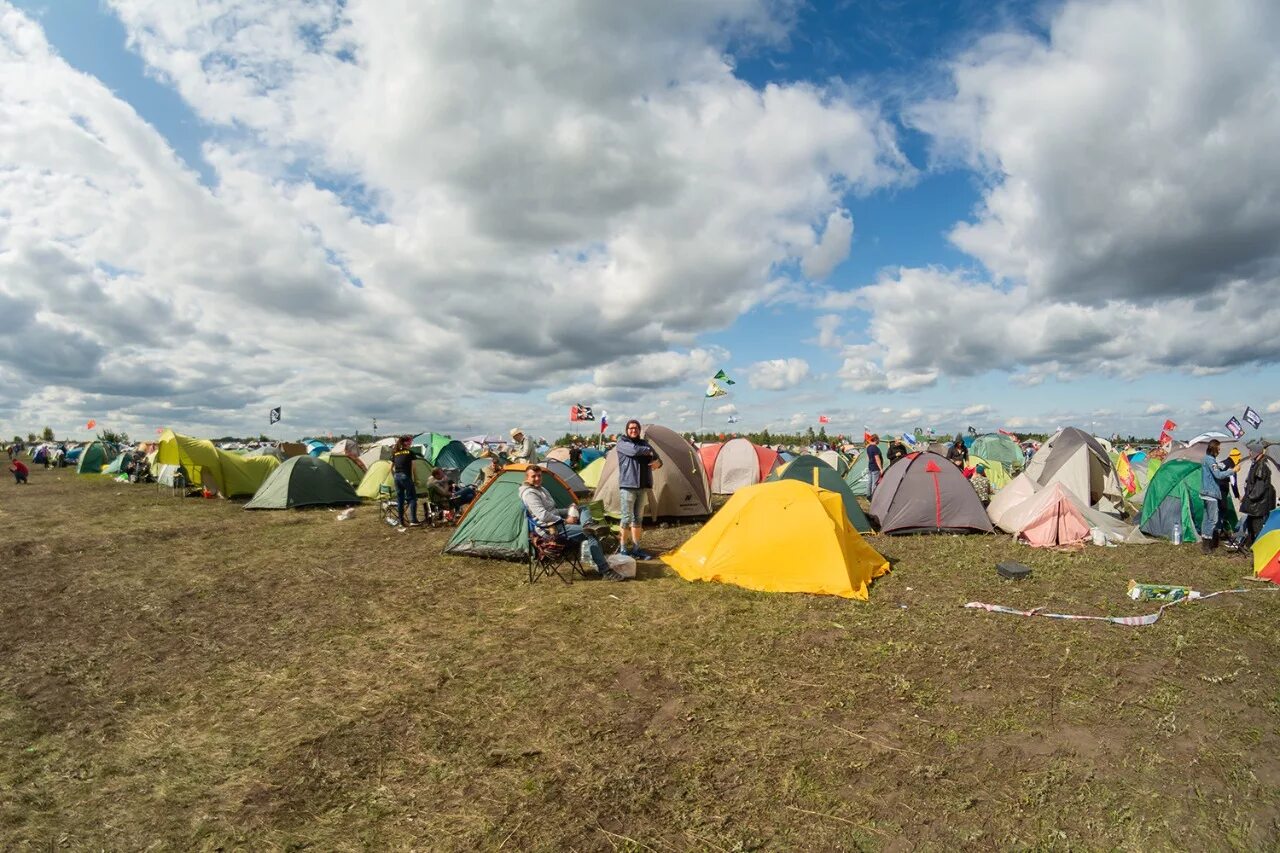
[616,419,661,560]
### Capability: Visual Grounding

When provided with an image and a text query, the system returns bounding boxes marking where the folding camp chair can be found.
[525,511,586,584]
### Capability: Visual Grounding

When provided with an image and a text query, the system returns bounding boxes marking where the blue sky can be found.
[2,0,1279,442]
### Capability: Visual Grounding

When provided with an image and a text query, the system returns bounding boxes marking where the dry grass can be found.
[2,467,1280,850]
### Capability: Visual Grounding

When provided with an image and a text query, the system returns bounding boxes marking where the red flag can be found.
[86,419,96,430]
[998,428,1019,441]
[1162,419,1177,432]
[569,406,579,422]
[818,415,830,424]
[1158,431,1172,446]
[862,426,873,444]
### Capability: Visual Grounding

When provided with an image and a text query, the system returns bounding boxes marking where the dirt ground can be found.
[2,466,1279,851]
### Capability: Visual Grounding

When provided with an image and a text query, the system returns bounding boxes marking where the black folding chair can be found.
[525,511,586,584]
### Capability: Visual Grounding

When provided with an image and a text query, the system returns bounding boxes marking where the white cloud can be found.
[748,358,810,390]
[962,404,992,416]
[814,314,843,349]
[1267,401,1280,415]
[0,1,912,435]
[909,0,1280,305]
[714,403,738,415]
[1199,400,1217,414]
[835,267,1280,391]
[1145,403,1172,415]
[801,208,854,281]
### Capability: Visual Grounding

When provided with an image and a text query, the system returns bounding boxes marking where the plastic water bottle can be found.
[1172,521,1181,545]
[581,540,592,564]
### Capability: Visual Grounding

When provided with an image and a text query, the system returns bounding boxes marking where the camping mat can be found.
[965,586,1280,628]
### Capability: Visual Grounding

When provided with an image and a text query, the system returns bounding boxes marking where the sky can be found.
[2,0,1279,443]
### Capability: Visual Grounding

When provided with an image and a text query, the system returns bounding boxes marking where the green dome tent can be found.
[319,452,365,487]
[412,432,474,471]
[245,455,359,510]
[1138,459,1238,542]
[768,454,872,533]
[75,441,116,474]
[970,434,1023,471]
[445,464,575,560]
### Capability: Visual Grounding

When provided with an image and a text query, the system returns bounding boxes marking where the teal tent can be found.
[970,434,1024,471]
[843,452,870,497]
[412,432,474,471]
[245,455,359,510]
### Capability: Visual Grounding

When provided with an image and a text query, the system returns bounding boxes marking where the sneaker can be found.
[631,549,654,561]
[602,569,626,581]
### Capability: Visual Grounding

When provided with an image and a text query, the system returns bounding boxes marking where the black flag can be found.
[576,404,595,421]
[269,407,281,425]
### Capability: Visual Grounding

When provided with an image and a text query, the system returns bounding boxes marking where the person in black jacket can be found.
[1235,442,1275,549]
[887,437,908,465]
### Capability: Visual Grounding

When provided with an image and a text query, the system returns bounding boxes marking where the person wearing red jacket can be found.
[9,458,29,484]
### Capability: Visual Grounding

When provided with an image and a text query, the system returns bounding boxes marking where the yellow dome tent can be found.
[579,456,606,490]
[661,480,890,600]
[356,458,434,499]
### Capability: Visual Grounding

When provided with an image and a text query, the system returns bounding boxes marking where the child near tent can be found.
[10,458,29,484]
[970,465,991,507]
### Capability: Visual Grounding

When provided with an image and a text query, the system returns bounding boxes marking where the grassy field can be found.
[2,466,1279,851]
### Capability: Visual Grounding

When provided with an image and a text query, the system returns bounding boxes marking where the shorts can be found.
[619,488,647,527]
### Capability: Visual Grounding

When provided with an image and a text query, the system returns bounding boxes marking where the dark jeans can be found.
[12,471,27,484]
[394,472,419,524]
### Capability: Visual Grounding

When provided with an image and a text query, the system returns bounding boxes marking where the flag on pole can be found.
[713,369,736,385]
[902,432,916,446]
[863,427,873,444]
[1225,417,1245,439]
[1162,419,1177,432]
[599,411,608,434]
[967,425,977,436]
[705,381,728,398]
[1158,430,1173,446]
[818,415,830,424]
[269,407,281,425]
[577,404,594,421]
[1243,406,1263,429]
[727,415,740,424]
[569,406,579,422]
[86,419,96,430]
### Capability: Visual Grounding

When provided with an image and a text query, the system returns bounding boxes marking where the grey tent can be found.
[1024,426,1124,513]
[869,451,993,535]
[541,458,588,496]
[245,455,359,510]
[595,424,712,520]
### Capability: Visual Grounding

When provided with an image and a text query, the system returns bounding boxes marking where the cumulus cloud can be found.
[801,209,854,281]
[1199,400,1217,414]
[1267,401,1280,415]
[962,404,992,416]
[909,0,1280,305]
[749,358,810,390]
[1,1,911,435]
[714,403,738,415]
[835,267,1280,391]
[814,314,843,349]
[1145,403,1172,415]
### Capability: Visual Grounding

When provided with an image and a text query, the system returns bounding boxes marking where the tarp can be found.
[154,430,281,497]
[767,454,871,532]
[662,480,889,600]
[1138,459,1238,542]
[869,451,994,535]
[594,424,711,520]
[444,464,576,560]
[245,455,359,509]
[356,458,434,499]
[1254,508,1280,582]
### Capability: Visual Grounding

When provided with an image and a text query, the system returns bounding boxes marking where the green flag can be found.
[713,369,736,385]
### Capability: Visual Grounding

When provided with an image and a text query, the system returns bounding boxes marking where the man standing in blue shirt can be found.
[864,434,883,496]
[1200,439,1236,553]
[616,420,662,560]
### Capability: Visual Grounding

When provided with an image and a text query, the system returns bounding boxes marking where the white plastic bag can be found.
[606,553,637,579]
